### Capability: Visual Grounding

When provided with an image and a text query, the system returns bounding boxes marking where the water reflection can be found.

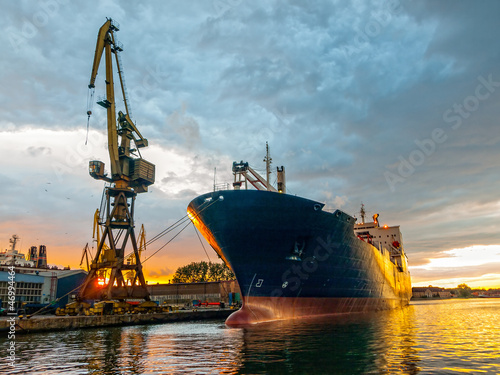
[82,326,149,374]
[410,299,500,374]
[2,300,500,374]
[235,305,420,374]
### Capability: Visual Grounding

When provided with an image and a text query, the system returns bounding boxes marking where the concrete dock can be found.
[0,308,234,334]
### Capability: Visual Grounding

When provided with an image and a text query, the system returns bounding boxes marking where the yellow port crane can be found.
[125,224,146,285]
[86,18,154,192]
[78,18,154,302]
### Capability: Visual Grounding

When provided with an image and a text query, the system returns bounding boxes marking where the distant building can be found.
[0,269,87,311]
[412,287,451,299]
[473,289,500,297]
[147,280,241,305]
[438,290,452,298]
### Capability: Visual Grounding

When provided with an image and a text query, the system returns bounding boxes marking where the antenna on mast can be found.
[263,142,272,190]
[213,167,217,192]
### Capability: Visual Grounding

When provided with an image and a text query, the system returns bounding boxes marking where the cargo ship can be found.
[0,234,87,312]
[0,234,57,270]
[187,147,412,325]
[0,234,36,267]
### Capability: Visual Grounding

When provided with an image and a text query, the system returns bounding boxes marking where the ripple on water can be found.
[1,300,499,374]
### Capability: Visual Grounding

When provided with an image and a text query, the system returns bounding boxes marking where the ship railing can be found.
[214,183,230,191]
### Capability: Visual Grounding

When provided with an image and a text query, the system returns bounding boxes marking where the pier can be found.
[0,308,234,334]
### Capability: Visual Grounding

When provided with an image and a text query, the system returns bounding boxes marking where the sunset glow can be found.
[414,245,500,269]
[410,245,500,288]
[1,2,499,292]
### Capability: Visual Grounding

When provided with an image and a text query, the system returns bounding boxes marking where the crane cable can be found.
[145,195,220,248]
[192,223,212,263]
[86,87,95,145]
[27,197,220,318]
[121,215,192,262]
[141,220,192,264]
[191,212,233,297]
[28,214,190,318]
[22,283,84,318]
[124,196,222,262]
[143,214,191,247]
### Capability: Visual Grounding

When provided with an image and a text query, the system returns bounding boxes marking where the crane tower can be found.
[78,18,155,301]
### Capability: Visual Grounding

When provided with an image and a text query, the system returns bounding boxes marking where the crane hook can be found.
[85,112,91,145]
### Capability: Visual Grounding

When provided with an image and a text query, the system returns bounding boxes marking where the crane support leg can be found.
[78,187,150,301]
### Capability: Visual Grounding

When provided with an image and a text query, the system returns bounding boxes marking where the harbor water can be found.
[1,299,499,374]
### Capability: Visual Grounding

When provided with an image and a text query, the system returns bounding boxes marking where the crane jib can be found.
[86,18,155,193]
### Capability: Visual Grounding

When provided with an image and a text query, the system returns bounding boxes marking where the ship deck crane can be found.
[231,143,286,193]
[78,18,155,302]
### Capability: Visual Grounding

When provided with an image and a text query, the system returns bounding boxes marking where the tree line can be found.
[171,261,235,283]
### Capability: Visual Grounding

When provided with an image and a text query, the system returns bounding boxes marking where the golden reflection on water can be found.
[233,306,421,374]
[3,299,500,374]
[410,299,500,374]
[370,305,421,374]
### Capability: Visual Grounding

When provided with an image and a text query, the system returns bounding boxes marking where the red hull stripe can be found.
[226,296,409,325]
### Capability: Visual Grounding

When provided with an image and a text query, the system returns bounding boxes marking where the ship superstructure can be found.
[0,235,35,268]
[354,208,408,273]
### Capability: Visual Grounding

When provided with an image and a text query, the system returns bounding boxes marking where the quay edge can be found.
[0,308,233,334]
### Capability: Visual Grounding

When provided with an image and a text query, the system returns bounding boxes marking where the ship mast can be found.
[360,203,366,224]
[232,143,286,193]
[9,235,19,252]
[263,142,272,191]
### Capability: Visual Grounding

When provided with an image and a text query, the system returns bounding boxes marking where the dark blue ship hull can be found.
[188,190,411,325]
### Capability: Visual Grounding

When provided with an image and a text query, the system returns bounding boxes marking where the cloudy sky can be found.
[1,0,499,288]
